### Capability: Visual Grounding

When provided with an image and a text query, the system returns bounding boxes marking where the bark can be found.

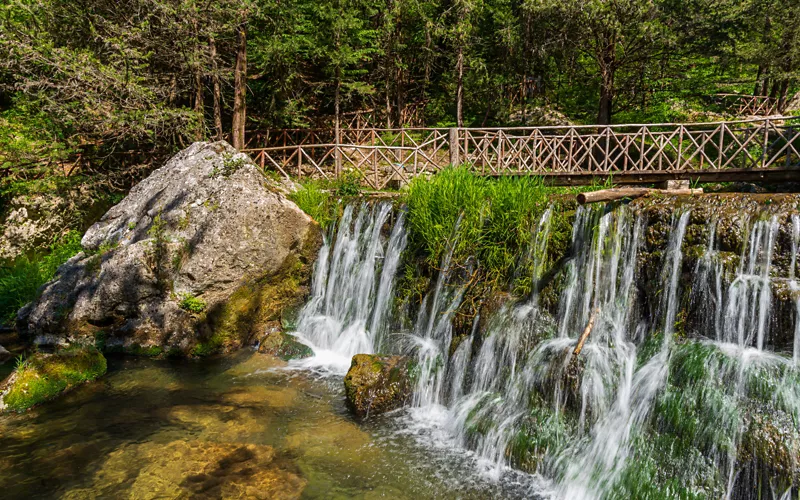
[597,37,615,126]
[193,66,203,141]
[577,187,703,205]
[209,36,223,141]
[456,44,464,127]
[232,22,247,150]
[573,308,600,356]
[335,66,342,175]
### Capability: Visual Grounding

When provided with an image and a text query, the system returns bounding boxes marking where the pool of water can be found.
[0,351,545,499]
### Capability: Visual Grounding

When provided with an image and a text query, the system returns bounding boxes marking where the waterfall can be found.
[291,199,800,498]
[555,210,690,500]
[292,202,407,373]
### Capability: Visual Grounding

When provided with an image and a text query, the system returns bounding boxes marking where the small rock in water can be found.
[257,329,313,361]
[344,354,413,418]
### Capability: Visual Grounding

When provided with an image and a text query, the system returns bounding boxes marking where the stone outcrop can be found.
[17,141,322,355]
[344,354,414,418]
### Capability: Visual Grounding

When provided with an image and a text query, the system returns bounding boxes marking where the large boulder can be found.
[344,354,414,418]
[17,141,322,355]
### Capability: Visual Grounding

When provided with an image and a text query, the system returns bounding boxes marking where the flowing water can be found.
[0,353,533,499]
[5,200,800,499]
[288,201,800,498]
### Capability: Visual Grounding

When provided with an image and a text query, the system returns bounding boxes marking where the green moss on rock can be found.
[0,347,107,412]
[257,329,312,361]
[344,354,413,418]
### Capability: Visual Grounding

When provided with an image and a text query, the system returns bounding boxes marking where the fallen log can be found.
[577,187,703,205]
[573,307,600,356]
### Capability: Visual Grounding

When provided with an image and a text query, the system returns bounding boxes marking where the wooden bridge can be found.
[243,116,800,189]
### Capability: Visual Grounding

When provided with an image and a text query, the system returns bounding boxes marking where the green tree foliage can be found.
[2,0,799,196]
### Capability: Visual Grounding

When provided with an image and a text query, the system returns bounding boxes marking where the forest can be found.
[1,0,799,196]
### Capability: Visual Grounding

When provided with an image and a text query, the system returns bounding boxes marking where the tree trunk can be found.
[778,79,790,112]
[209,37,223,141]
[754,65,765,95]
[232,22,247,150]
[335,66,342,175]
[456,44,464,127]
[597,39,615,125]
[193,65,204,140]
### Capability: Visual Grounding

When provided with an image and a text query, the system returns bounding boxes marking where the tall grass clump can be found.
[0,231,83,325]
[289,182,337,230]
[405,167,560,289]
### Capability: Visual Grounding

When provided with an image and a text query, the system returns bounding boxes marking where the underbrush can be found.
[0,231,83,325]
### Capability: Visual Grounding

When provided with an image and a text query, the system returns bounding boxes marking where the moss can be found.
[344,354,412,418]
[257,331,312,361]
[196,225,322,356]
[1,347,107,412]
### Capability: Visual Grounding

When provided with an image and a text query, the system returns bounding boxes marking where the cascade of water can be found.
[691,219,725,339]
[293,202,407,373]
[790,215,800,364]
[407,215,468,409]
[555,210,690,500]
[722,216,779,350]
[426,210,559,476]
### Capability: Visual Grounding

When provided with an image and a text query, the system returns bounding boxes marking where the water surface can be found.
[0,351,540,499]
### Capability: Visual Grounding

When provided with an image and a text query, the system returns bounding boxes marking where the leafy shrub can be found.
[0,231,83,325]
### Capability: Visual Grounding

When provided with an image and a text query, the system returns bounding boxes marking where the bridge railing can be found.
[243,116,800,188]
[714,94,780,116]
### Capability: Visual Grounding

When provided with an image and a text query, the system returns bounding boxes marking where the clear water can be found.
[0,352,541,499]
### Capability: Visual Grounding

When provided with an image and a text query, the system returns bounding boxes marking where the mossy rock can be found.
[343,354,413,418]
[194,227,321,357]
[257,330,312,361]
[0,347,107,412]
[738,408,800,491]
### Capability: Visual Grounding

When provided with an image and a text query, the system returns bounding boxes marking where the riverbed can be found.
[0,351,543,499]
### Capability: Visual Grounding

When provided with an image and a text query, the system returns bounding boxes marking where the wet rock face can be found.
[344,354,413,418]
[257,328,313,361]
[17,142,321,355]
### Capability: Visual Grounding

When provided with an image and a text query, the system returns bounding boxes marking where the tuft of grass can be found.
[0,231,83,325]
[178,292,206,313]
[289,182,337,229]
[2,347,107,412]
[405,167,564,289]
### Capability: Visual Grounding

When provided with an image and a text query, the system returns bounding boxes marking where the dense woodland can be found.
[1,0,799,196]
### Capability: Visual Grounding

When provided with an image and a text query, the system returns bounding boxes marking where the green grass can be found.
[404,167,579,291]
[289,182,337,229]
[0,231,83,325]
[2,347,107,412]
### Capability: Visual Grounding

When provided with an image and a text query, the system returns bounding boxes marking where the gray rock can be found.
[0,344,10,365]
[18,141,320,353]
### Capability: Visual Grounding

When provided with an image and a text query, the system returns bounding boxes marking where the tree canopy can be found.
[1,0,798,194]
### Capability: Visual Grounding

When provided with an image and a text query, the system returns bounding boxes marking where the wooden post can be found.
[449,128,460,166]
[718,124,725,169]
[297,145,302,177]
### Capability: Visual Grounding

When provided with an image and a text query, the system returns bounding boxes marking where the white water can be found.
[292,202,407,374]
[292,201,800,498]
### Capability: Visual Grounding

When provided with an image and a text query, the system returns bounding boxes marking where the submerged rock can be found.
[17,141,322,356]
[344,354,413,418]
[257,328,312,361]
[0,347,106,412]
[62,440,306,499]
